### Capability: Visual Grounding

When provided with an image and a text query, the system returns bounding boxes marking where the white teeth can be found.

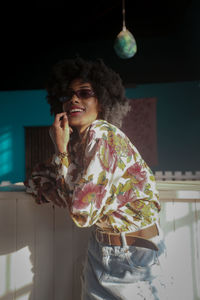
[70,109,84,113]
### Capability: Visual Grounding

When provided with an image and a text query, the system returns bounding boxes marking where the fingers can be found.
[53,113,69,132]
[53,112,68,128]
[61,114,69,130]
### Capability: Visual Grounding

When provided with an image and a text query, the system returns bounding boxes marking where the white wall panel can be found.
[0,182,200,300]
[0,193,17,300]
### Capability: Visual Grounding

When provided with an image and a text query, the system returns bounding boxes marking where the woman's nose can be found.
[70,94,80,103]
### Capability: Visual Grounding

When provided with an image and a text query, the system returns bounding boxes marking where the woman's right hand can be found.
[49,112,72,154]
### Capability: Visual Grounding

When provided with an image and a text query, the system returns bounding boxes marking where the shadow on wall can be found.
[0,194,92,300]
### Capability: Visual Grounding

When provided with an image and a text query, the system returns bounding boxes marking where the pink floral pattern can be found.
[117,189,137,208]
[122,162,147,190]
[25,119,160,232]
[98,138,118,173]
[73,182,106,210]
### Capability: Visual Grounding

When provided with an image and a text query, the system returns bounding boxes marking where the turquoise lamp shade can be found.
[114,29,137,59]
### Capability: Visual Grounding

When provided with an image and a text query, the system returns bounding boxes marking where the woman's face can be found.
[62,79,100,135]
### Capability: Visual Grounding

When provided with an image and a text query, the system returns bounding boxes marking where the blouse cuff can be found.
[52,153,69,179]
[53,153,69,168]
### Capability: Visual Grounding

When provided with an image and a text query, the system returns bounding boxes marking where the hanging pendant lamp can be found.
[114,0,137,59]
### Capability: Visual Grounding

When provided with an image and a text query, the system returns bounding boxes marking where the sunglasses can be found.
[59,89,95,103]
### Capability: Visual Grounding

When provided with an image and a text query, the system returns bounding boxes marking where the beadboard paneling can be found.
[0,186,200,300]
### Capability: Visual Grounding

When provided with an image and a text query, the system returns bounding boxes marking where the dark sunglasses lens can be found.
[59,90,73,103]
[77,89,94,99]
[59,89,94,102]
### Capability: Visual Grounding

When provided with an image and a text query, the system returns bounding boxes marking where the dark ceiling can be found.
[1,0,199,91]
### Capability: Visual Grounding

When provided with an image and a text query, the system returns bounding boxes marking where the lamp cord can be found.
[122,0,126,31]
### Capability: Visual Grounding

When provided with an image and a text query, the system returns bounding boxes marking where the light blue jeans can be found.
[81,227,173,300]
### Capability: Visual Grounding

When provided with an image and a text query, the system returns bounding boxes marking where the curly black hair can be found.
[45,57,130,128]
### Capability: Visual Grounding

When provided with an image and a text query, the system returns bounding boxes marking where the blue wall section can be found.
[126,81,200,172]
[0,90,54,183]
[0,81,200,183]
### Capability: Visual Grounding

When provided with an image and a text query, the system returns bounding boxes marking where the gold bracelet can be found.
[58,152,69,159]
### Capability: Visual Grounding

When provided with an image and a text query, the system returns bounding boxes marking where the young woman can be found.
[25,57,172,299]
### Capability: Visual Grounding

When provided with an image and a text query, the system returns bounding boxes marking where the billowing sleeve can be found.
[24,160,58,204]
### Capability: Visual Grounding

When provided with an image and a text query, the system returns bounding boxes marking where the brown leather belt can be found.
[95,223,159,251]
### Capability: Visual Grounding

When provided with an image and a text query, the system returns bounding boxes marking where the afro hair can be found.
[45,57,131,128]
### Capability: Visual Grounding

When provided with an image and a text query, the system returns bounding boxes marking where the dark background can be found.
[0,0,200,183]
[1,0,199,91]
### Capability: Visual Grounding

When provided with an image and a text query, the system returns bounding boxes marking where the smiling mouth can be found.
[68,108,85,116]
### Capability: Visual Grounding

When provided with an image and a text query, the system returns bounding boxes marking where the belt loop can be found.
[120,232,127,247]
[155,221,160,236]
[155,221,165,240]
[108,232,111,245]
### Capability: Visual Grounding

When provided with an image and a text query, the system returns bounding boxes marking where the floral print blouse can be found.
[25,119,160,233]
